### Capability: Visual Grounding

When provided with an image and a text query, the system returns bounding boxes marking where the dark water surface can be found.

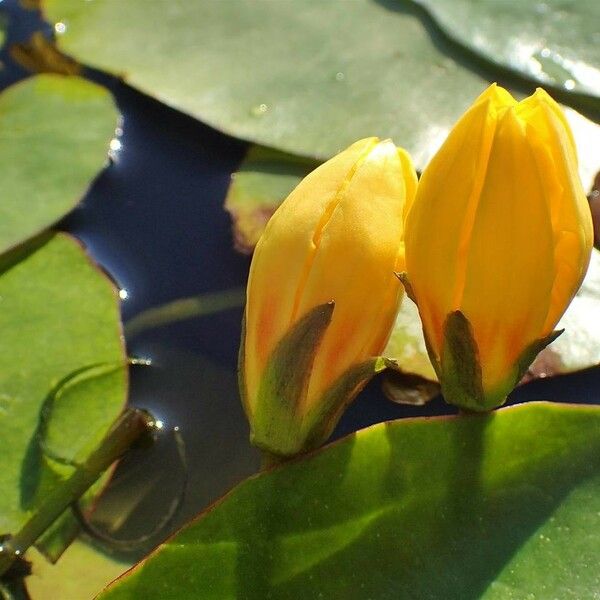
[2,0,599,557]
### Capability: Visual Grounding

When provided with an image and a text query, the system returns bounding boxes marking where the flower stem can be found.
[0,408,154,578]
[260,450,289,470]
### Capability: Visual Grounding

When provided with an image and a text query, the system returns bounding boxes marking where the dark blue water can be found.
[2,0,599,556]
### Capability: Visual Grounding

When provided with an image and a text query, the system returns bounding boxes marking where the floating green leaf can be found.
[415,0,600,101]
[26,540,129,600]
[225,147,319,253]
[41,0,514,170]
[100,402,600,599]
[0,233,127,547]
[43,1,600,176]
[0,74,118,255]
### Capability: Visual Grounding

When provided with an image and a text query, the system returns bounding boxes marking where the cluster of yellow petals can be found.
[242,83,593,446]
[404,84,593,400]
[243,137,417,417]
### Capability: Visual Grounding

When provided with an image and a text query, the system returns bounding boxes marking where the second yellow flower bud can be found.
[404,84,593,410]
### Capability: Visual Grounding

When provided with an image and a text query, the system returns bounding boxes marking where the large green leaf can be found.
[0,233,127,544]
[100,402,600,599]
[416,0,600,101]
[42,0,528,170]
[0,74,118,254]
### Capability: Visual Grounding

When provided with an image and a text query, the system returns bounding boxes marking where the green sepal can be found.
[439,310,487,412]
[250,302,335,457]
[515,329,564,384]
[439,312,564,412]
[303,354,443,449]
[301,357,389,451]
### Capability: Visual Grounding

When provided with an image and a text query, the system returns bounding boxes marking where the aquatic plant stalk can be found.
[0,408,154,578]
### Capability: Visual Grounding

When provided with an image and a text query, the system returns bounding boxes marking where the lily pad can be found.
[100,402,600,599]
[42,0,516,170]
[224,147,319,254]
[26,540,129,600]
[415,0,600,101]
[0,233,127,550]
[0,74,119,255]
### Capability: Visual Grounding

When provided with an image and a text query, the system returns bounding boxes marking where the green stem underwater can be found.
[0,408,154,579]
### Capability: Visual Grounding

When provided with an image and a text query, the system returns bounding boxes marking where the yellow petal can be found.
[244,137,379,411]
[518,88,578,163]
[472,82,516,113]
[405,84,593,408]
[292,139,411,410]
[523,101,593,333]
[398,147,418,223]
[459,107,556,392]
[405,93,500,357]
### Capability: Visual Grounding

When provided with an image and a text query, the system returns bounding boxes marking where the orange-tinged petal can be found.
[459,107,555,392]
[243,136,416,427]
[293,140,409,409]
[243,137,378,411]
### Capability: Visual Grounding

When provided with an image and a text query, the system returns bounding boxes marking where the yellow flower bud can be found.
[241,137,417,456]
[404,84,594,411]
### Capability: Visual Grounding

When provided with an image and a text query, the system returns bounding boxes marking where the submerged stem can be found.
[124,288,245,338]
[0,408,154,578]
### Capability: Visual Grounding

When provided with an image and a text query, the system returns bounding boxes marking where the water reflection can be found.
[91,345,260,557]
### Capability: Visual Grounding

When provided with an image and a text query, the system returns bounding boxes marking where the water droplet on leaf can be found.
[250,103,269,117]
